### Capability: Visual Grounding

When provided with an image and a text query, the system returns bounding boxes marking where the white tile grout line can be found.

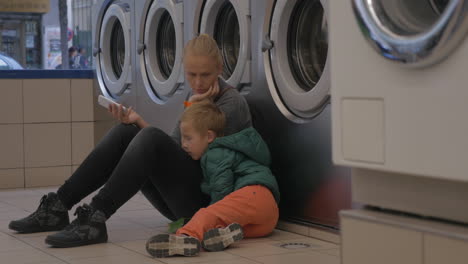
[1,223,338,263]
[226,251,266,264]
[0,189,341,263]
[223,250,269,264]
[5,229,162,263]
[1,231,72,264]
[111,241,155,260]
[225,245,340,262]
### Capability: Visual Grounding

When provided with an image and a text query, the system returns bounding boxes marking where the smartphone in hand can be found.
[98,95,127,112]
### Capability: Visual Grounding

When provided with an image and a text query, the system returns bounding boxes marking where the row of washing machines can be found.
[92,0,349,230]
[92,0,468,230]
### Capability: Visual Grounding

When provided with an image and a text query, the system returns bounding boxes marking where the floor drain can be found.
[278,242,311,249]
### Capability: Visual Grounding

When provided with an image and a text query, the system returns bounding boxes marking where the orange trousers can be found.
[176,185,279,241]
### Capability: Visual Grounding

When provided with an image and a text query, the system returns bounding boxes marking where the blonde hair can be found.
[181,101,225,137]
[184,34,223,67]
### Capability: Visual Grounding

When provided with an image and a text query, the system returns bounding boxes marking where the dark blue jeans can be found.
[57,124,209,220]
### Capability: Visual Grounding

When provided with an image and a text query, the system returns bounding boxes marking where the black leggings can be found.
[57,124,209,220]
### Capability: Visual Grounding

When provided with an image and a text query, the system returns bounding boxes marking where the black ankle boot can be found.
[9,192,69,233]
[45,204,108,248]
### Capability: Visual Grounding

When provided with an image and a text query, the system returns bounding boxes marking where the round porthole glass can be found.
[375,0,450,36]
[110,20,125,78]
[156,10,176,80]
[213,2,240,80]
[288,0,328,92]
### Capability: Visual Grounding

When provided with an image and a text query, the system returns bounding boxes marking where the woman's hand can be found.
[108,104,146,127]
[189,81,220,103]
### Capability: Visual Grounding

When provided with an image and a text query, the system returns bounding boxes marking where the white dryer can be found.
[330,0,468,223]
[92,0,136,107]
[248,0,352,229]
[135,0,187,132]
[185,0,251,90]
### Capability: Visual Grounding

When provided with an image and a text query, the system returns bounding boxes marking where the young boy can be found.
[146,101,280,258]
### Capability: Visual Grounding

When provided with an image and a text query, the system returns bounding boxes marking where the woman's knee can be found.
[136,126,167,142]
[107,123,140,139]
[97,123,139,148]
[129,126,173,150]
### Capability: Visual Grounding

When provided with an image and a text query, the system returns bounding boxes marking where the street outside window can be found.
[0,0,93,70]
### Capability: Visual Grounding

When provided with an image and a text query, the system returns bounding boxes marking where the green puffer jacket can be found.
[200,127,280,205]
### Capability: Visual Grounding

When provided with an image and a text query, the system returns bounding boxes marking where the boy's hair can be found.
[184,34,223,68]
[181,101,225,136]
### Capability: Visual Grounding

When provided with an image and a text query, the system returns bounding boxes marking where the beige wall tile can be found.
[94,104,113,122]
[72,122,94,165]
[0,124,23,169]
[0,169,24,189]
[23,79,71,123]
[25,166,71,187]
[24,123,71,167]
[94,120,116,143]
[72,165,79,174]
[0,80,22,124]
[92,79,114,121]
[71,79,94,121]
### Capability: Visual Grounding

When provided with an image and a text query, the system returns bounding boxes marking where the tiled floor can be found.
[0,187,340,264]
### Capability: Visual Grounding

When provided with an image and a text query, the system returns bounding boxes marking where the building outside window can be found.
[0,0,93,70]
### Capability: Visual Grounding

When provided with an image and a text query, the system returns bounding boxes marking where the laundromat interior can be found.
[1,0,468,263]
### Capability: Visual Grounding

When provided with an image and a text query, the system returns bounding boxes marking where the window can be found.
[0,0,93,70]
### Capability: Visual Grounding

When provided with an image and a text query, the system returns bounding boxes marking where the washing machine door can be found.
[139,0,184,103]
[96,2,132,98]
[353,0,468,67]
[263,0,329,122]
[200,0,250,88]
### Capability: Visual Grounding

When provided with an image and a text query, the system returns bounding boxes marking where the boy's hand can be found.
[189,81,219,103]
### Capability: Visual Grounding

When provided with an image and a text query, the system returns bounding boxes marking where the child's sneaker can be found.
[146,234,200,258]
[201,223,243,251]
